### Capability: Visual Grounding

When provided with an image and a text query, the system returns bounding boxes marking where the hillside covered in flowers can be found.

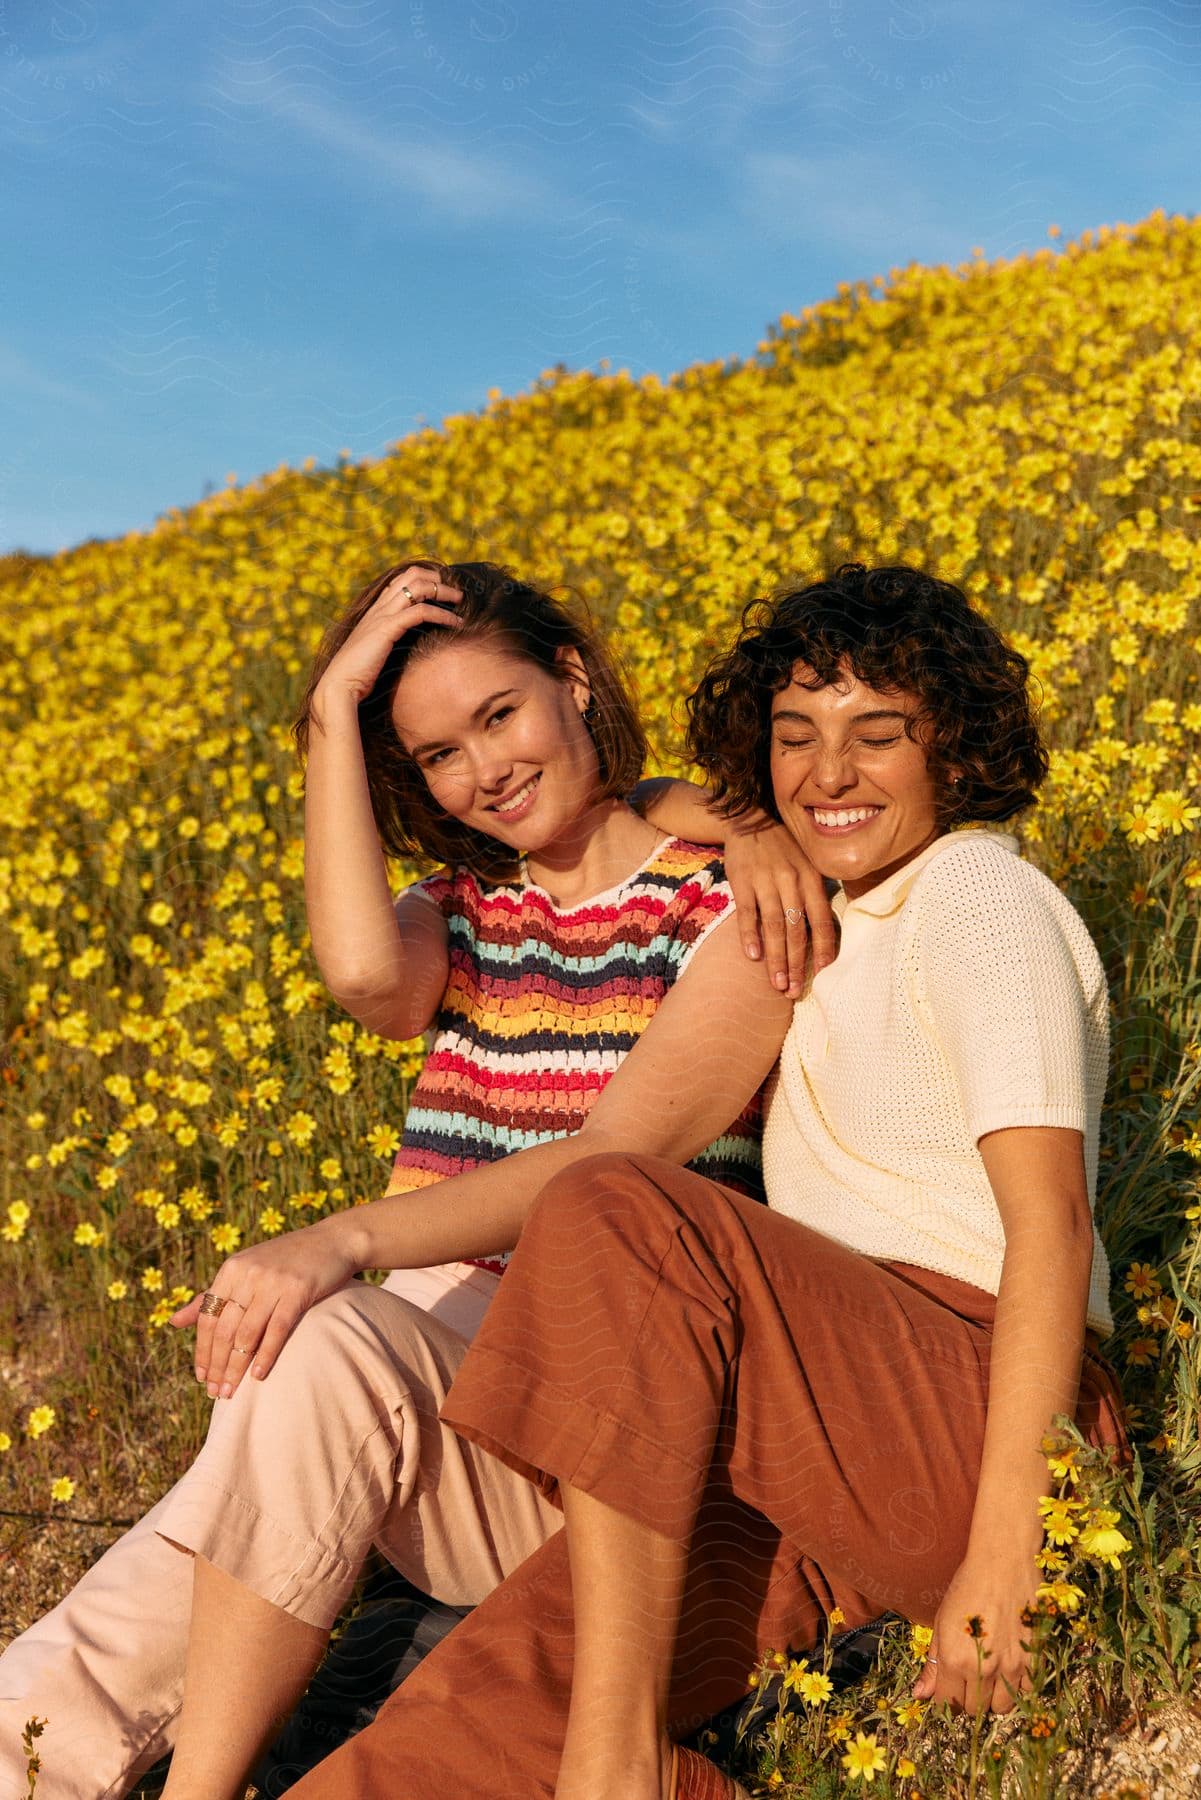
[1,211,1199,1794]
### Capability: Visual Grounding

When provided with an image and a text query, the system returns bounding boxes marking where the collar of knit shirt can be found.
[830,827,1021,923]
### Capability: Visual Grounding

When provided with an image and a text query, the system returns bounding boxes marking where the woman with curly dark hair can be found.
[287,564,1128,1800]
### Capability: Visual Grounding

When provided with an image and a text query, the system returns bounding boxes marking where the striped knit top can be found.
[385,834,764,1274]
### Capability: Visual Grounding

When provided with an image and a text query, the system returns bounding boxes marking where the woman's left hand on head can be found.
[911,1552,1038,1715]
[721,815,837,998]
[170,1218,359,1400]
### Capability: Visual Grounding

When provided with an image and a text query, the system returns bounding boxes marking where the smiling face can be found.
[390,633,599,852]
[769,662,949,898]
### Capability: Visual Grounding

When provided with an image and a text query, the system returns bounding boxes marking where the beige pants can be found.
[0,1264,560,1800]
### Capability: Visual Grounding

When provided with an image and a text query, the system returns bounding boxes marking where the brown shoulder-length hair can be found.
[686,563,1048,828]
[292,557,647,881]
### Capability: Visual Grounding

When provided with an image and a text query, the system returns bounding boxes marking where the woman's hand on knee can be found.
[171,1220,360,1399]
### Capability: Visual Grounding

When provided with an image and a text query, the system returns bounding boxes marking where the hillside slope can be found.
[1,215,1198,1797]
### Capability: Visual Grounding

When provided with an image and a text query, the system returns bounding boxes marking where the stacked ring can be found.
[198,1292,245,1317]
[399,579,440,603]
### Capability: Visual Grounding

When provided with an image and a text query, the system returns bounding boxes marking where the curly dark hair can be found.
[685,563,1048,828]
[293,557,647,880]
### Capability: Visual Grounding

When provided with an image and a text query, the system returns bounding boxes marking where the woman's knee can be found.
[182,1286,434,1546]
[521,1150,700,1258]
[215,1283,414,1420]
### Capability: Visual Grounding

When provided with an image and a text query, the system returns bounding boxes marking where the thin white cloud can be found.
[618,0,822,148]
[738,148,971,264]
[256,89,556,224]
[0,344,100,409]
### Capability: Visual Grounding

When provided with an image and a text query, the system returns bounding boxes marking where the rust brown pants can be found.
[290,1153,1128,1799]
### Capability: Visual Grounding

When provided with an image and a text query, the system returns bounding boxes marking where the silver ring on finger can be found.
[784,907,804,926]
[399,583,415,602]
[231,1344,250,1357]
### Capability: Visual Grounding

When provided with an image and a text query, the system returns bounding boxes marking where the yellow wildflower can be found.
[1148,789,1201,834]
[1036,1580,1085,1613]
[796,1670,834,1706]
[1038,1495,1082,1546]
[841,1731,887,1783]
[3,1200,31,1243]
[1041,1440,1079,1482]
[26,1405,56,1438]
[366,1123,403,1158]
[1078,1508,1133,1568]
[285,1110,317,1146]
[1119,808,1159,845]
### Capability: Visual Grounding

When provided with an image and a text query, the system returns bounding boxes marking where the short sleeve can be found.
[911,844,1098,1144]
[397,864,456,916]
[660,845,737,984]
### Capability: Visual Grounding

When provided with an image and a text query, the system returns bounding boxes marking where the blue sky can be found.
[3,0,1198,555]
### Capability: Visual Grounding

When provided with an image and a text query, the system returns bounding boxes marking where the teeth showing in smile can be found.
[811,806,881,826]
[492,776,539,816]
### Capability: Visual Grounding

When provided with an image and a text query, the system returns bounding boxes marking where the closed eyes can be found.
[774,734,902,750]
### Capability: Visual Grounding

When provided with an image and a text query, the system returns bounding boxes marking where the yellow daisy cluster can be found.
[749,1629,925,1793]
[1035,1431,1135,1612]
[0,212,1198,1473]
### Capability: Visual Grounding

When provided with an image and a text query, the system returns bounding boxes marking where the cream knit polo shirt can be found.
[762,829,1114,1336]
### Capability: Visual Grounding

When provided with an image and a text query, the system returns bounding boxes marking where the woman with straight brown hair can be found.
[0,556,822,1800]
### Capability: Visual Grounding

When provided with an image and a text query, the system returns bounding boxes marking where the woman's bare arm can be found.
[912,1125,1096,1714]
[180,913,792,1393]
[303,568,466,1034]
[304,688,449,1039]
[632,777,837,992]
[630,775,724,843]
